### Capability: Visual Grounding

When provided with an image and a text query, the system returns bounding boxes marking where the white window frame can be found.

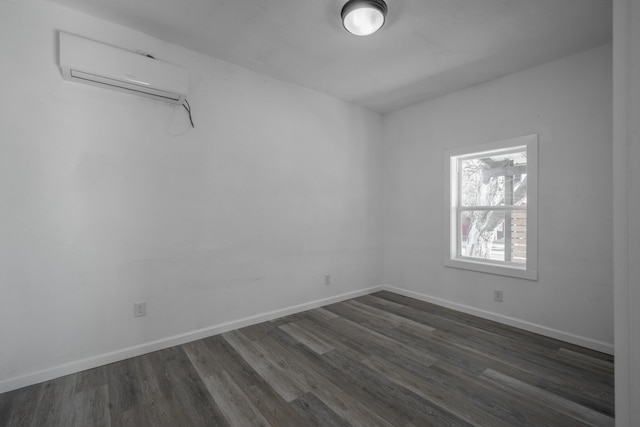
[444,134,538,280]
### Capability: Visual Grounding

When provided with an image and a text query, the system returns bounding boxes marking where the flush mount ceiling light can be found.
[341,0,388,36]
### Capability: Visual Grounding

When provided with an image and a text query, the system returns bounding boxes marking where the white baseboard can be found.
[381,285,614,355]
[0,286,383,394]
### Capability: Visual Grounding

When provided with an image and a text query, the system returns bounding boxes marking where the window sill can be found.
[444,257,538,281]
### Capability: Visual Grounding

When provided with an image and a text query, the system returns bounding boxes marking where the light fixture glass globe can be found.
[341,0,387,36]
[343,7,384,36]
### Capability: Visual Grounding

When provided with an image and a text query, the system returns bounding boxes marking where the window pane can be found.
[460,210,506,261]
[460,209,526,264]
[460,151,527,207]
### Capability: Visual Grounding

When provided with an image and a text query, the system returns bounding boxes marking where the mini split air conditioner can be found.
[59,32,188,104]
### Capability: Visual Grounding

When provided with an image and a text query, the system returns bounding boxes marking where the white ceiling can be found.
[48,0,612,114]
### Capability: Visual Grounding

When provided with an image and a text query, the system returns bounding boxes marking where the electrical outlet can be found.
[134,301,146,317]
[324,275,331,286]
[494,290,504,302]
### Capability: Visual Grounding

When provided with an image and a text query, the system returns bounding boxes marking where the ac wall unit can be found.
[59,32,188,104]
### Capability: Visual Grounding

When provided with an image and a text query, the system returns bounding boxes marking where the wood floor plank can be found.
[477,355,614,416]
[361,293,570,362]
[361,355,511,427]
[0,384,40,427]
[184,340,268,426]
[264,329,433,427]
[327,306,490,374]
[278,322,335,354]
[369,291,561,345]
[427,363,587,427]
[558,347,615,371]
[223,330,308,402]
[258,329,397,427]
[309,307,340,320]
[316,308,439,368]
[202,335,308,427]
[142,346,228,426]
[359,294,522,350]
[106,357,145,427]
[0,392,13,426]
[319,348,472,426]
[345,299,437,335]
[202,335,305,427]
[354,295,614,401]
[371,291,613,364]
[285,317,373,361]
[71,384,110,427]
[0,291,615,426]
[70,365,111,427]
[481,368,615,426]
[28,375,77,427]
[237,321,279,342]
[289,393,351,427]
[134,351,187,426]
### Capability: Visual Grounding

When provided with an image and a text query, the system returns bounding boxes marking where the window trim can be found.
[443,134,538,280]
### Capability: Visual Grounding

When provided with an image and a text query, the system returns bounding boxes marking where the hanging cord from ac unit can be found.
[182,99,194,128]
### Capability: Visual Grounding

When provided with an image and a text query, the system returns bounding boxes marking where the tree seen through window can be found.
[458,151,527,264]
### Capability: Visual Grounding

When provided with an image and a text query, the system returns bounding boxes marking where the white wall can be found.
[0,1,383,392]
[383,45,613,352]
[613,0,640,424]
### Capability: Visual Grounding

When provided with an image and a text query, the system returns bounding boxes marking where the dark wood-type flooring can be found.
[0,291,615,426]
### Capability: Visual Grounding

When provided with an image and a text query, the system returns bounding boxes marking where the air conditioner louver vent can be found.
[59,32,188,105]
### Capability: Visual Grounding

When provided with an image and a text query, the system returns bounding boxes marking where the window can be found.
[444,135,538,280]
